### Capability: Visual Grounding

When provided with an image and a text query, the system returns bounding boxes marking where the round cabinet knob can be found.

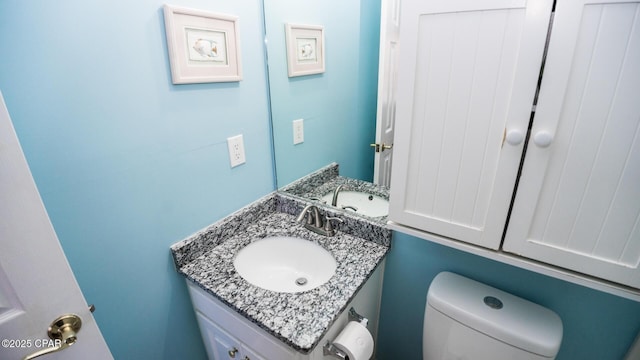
[533,131,553,148]
[228,347,238,358]
[505,129,525,146]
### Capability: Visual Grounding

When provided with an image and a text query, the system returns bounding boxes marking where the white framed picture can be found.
[163,4,242,84]
[285,23,325,77]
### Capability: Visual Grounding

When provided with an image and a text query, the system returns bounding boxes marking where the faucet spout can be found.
[296,204,322,227]
[295,205,312,223]
[331,184,344,207]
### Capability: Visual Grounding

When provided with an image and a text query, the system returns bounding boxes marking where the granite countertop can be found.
[171,193,390,353]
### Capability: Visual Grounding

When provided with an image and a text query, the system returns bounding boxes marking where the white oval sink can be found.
[322,191,389,217]
[233,236,337,293]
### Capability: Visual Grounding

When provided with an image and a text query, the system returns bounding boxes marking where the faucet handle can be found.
[324,217,343,233]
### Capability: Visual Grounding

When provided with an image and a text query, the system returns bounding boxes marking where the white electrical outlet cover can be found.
[293,119,304,144]
[227,134,246,167]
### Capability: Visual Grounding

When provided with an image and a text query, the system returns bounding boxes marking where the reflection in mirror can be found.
[279,163,390,222]
[263,0,382,188]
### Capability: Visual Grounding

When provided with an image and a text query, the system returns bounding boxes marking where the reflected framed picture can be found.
[285,23,325,77]
[163,4,242,84]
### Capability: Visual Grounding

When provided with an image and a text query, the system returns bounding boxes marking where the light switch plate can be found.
[227,134,246,167]
[293,119,304,144]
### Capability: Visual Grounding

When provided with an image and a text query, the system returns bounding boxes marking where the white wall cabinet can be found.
[503,0,640,289]
[389,0,554,249]
[389,0,640,291]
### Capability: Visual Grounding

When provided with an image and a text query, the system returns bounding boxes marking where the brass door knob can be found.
[370,143,393,152]
[22,314,82,360]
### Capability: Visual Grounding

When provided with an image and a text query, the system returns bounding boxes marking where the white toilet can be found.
[423,272,563,360]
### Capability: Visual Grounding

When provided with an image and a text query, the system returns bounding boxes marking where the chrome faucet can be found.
[296,204,343,236]
[296,204,323,227]
[331,184,345,206]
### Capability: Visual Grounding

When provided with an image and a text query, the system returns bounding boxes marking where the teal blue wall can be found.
[0,0,274,359]
[3,1,638,359]
[265,0,380,187]
[377,232,640,359]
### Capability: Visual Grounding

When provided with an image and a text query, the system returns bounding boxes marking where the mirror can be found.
[262,0,382,188]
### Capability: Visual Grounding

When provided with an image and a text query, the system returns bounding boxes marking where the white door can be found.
[0,92,112,359]
[388,0,553,248]
[373,0,400,187]
[503,0,640,288]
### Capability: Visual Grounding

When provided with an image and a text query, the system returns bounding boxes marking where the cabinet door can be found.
[504,0,640,288]
[388,0,553,248]
[195,311,241,360]
[241,346,266,360]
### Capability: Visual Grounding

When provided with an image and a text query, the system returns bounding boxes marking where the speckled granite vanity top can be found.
[170,193,390,353]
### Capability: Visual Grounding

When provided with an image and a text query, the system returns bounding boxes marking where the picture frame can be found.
[285,23,325,77]
[163,4,242,84]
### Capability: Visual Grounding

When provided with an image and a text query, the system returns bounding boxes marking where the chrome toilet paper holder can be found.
[347,307,366,324]
[323,342,349,360]
[323,307,368,360]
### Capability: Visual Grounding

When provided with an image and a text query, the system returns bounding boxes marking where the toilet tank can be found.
[423,272,563,360]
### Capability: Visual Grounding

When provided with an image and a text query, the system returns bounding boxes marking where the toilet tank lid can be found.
[427,272,563,358]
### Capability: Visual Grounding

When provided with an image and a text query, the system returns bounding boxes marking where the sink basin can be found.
[233,236,337,293]
[321,191,389,217]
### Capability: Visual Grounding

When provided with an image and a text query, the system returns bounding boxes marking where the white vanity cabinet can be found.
[389,0,640,290]
[186,262,385,360]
